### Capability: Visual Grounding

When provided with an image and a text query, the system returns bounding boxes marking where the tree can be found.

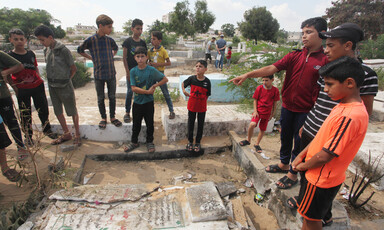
[0,7,62,42]
[50,25,66,39]
[123,19,133,35]
[238,7,280,43]
[169,0,195,37]
[193,0,215,34]
[221,23,235,37]
[169,0,215,37]
[324,0,384,39]
[146,20,176,47]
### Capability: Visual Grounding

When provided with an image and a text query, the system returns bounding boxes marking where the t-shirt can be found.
[45,42,74,88]
[305,102,368,188]
[183,75,211,113]
[147,46,169,72]
[226,50,232,59]
[216,38,226,51]
[122,37,147,70]
[130,65,164,104]
[206,40,216,54]
[8,50,43,89]
[0,51,20,99]
[303,64,378,138]
[273,47,327,113]
[252,85,280,116]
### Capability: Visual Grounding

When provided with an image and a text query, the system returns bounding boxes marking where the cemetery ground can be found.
[0,61,384,229]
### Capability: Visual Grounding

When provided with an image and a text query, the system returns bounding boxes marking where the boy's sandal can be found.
[254,145,262,153]
[123,114,131,123]
[186,143,193,151]
[124,143,139,153]
[2,168,21,182]
[147,143,155,153]
[194,143,201,152]
[276,175,298,189]
[265,164,289,173]
[73,136,82,147]
[99,120,107,130]
[17,147,29,161]
[322,219,333,227]
[111,119,122,127]
[51,134,72,145]
[285,196,299,210]
[239,140,250,146]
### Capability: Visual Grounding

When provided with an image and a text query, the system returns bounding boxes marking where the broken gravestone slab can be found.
[49,184,160,203]
[215,181,237,197]
[186,182,227,222]
[34,194,185,229]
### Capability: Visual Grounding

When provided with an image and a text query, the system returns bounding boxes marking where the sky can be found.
[1,0,333,32]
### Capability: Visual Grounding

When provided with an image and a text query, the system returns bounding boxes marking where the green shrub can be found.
[153,84,180,103]
[360,34,384,59]
[71,62,92,88]
[232,36,240,46]
[230,53,243,64]
[375,67,384,91]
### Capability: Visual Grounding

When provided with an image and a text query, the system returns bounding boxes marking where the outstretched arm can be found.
[229,65,278,85]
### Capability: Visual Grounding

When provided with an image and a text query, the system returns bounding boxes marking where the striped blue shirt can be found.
[77,34,118,80]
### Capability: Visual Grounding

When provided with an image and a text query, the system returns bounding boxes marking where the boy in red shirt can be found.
[239,75,279,152]
[292,56,368,230]
[226,46,232,67]
[182,60,211,152]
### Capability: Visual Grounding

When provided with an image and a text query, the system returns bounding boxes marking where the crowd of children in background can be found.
[0,12,380,230]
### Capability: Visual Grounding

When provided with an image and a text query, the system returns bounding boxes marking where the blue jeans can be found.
[125,79,133,114]
[160,84,174,113]
[279,107,308,174]
[215,50,225,69]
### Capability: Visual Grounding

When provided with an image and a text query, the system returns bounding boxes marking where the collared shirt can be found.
[273,47,328,113]
[77,33,118,80]
[147,46,169,72]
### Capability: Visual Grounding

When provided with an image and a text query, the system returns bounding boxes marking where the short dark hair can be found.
[151,31,162,40]
[301,17,327,33]
[9,28,24,37]
[212,37,216,40]
[262,75,274,80]
[196,60,207,68]
[228,46,232,49]
[132,19,143,28]
[319,56,364,87]
[337,37,358,50]
[134,46,147,56]
[34,25,54,38]
[96,14,113,27]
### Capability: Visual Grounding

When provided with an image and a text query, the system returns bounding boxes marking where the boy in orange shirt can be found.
[292,56,369,230]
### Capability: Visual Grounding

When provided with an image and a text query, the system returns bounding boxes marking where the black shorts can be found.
[0,123,12,149]
[298,178,341,221]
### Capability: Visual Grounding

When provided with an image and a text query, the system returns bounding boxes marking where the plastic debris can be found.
[83,172,95,184]
[244,178,254,188]
[254,193,263,203]
[260,153,270,160]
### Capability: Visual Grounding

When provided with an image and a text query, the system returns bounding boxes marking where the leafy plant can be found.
[71,62,92,88]
[360,34,384,59]
[375,67,384,91]
[153,84,180,103]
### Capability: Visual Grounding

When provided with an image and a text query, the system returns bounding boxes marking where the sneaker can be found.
[169,112,176,119]
[124,113,131,123]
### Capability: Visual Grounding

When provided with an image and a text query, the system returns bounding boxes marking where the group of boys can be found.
[231,17,378,230]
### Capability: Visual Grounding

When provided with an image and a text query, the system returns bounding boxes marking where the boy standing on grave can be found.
[292,56,368,230]
[230,17,328,189]
[78,14,122,129]
[123,47,168,153]
[239,75,279,153]
[182,60,211,152]
[226,46,232,67]
[35,25,81,146]
[148,31,175,119]
[122,19,147,123]
[205,37,216,64]
[8,28,57,148]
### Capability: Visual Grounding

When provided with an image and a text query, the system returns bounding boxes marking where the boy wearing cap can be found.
[286,23,378,227]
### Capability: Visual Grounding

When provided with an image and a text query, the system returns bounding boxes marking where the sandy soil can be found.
[1,60,384,229]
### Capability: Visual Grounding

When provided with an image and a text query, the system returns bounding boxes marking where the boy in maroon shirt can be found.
[230,17,328,189]
[239,75,280,153]
[182,60,211,152]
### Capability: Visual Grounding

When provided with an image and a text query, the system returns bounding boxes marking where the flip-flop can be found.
[124,143,139,153]
[2,168,21,182]
[239,140,250,146]
[147,143,155,153]
[51,134,72,145]
[73,136,82,147]
[276,175,298,189]
[285,196,299,210]
[111,119,122,127]
[99,120,107,130]
[265,164,289,173]
[186,143,193,151]
[194,143,201,152]
[322,219,333,227]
